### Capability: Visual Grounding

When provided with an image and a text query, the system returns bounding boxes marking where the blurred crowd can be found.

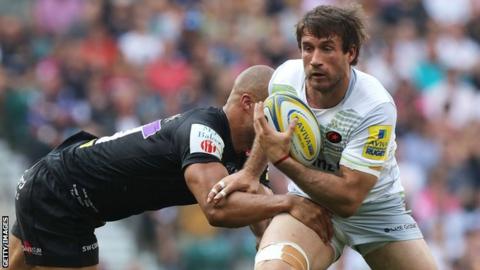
[1,0,480,269]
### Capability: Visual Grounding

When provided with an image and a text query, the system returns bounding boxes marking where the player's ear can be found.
[240,93,254,111]
[347,45,357,64]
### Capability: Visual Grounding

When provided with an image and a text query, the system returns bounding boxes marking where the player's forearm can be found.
[206,193,290,227]
[242,136,268,178]
[276,158,360,217]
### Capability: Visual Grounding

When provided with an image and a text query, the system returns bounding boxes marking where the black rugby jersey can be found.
[42,107,254,221]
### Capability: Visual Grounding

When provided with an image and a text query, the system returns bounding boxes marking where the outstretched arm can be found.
[184,162,333,242]
[206,137,267,204]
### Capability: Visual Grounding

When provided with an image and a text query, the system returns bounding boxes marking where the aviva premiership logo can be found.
[362,125,391,160]
[289,111,317,159]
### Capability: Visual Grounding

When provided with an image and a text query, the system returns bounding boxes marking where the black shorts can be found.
[12,159,104,267]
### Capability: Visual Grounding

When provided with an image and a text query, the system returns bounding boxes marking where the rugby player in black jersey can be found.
[8,65,332,270]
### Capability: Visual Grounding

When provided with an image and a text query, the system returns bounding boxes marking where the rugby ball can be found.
[263,93,321,166]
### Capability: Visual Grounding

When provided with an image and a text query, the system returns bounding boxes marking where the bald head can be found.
[222,65,274,153]
[226,65,274,105]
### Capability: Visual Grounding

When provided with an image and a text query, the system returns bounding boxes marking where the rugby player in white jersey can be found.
[208,4,437,270]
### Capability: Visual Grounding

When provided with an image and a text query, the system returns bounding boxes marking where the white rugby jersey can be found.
[269,59,404,203]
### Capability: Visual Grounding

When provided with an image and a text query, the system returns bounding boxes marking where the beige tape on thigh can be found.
[255,242,310,270]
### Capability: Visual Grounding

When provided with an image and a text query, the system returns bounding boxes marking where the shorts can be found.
[330,194,423,260]
[12,159,104,267]
[290,188,423,261]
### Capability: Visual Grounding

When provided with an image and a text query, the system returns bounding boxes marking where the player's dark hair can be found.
[295,4,368,65]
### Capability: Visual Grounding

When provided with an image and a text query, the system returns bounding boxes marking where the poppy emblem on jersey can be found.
[326,131,342,143]
[201,140,217,154]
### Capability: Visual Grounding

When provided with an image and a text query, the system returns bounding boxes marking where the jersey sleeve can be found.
[339,102,397,177]
[178,122,226,171]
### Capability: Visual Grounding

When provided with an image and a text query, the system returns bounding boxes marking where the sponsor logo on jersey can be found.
[384,223,417,233]
[82,242,99,253]
[190,124,225,159]
[362,125,391,161]
[22,241,42,256]
[312,158,339,172]
[326,131,342,143]
[70,184,100,213]
[200,140,217,154]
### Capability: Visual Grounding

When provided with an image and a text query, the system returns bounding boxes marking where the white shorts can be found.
[289,189,423,260]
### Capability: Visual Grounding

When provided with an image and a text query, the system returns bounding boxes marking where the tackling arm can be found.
[185,162,333,243]
[186,162,295,227]
[243,137,269,178]
[206,137,268,203]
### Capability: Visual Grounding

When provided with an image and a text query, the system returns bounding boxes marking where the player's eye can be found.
[302,45,313,53]
[322,46,334,52]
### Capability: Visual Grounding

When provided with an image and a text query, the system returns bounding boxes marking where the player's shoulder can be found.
[269,59,305,95]
[276,59,303,71]
[178,107,228,133]
[272,59,304,80]
[168,107,223,124]
[185,107,229,160]
[189,107,226,124]
[347,68,395,115]
[165,107,229,151]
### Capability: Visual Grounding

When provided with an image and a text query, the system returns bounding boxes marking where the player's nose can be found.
[310,49,323,67]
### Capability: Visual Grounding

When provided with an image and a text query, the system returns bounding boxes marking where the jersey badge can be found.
[190,124,225,159]
[326,131,342,143]
[141,120,161,139]
[362,125,391,160]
